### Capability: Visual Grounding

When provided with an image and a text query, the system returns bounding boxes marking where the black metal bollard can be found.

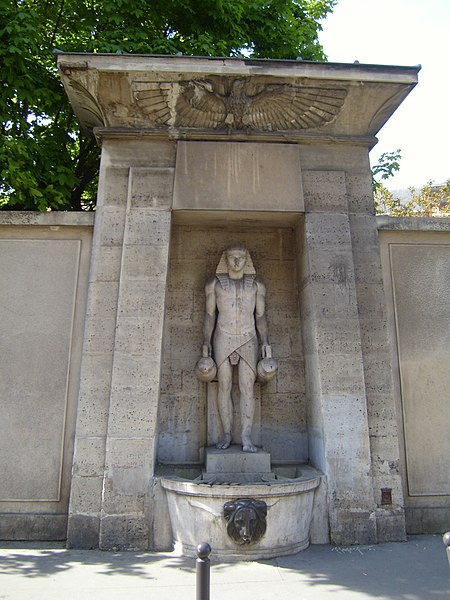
[443,532,450,566]
[196,542,211,600]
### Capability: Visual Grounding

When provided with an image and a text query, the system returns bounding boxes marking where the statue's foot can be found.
[216,433,232,450]
[242,439,258,453]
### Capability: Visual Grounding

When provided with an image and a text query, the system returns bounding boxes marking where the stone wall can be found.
[378,218,450,534]
[6,54,441,550]
[66,138,176,550]
[298,157,383,545]
[0,212,93,539]
[2,205,449,547]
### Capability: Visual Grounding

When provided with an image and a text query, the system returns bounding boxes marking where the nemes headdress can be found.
[216,245,256,289]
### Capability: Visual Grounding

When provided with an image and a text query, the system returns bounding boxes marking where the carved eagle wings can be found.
[132,77,347,131]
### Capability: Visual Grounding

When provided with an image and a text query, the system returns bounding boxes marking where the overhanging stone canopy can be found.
[57,54,419,146]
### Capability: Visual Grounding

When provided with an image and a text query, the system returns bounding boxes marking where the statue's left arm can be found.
[255,279,270,355]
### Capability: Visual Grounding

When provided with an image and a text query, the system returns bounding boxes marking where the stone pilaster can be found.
[67,139,175,549]
[348,173,406,542]
[300,170,376,545]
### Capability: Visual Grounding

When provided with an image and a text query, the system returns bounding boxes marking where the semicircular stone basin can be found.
[161,464,321,561]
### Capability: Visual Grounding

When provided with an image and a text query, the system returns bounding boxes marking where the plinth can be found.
[203,446,273,483]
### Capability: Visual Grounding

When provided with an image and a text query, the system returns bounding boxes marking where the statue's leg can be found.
[239,360,257,453]
[216,359,233,449]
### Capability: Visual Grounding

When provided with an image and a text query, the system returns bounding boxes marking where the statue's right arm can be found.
[203,277,217,356]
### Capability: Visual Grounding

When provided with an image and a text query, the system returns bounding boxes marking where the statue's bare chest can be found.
[215,278,257,333]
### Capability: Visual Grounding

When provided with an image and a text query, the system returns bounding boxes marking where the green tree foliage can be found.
[375,180,450,217]
[1,0,336,211]
[372,151,449,217]
[372,149,402,194]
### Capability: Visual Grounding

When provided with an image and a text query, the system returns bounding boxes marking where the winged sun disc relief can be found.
[131,77,347,131]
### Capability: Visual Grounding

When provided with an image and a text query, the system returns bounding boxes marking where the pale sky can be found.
[319,0,450,190]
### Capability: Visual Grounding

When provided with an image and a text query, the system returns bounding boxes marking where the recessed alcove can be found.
[157,214,308,465]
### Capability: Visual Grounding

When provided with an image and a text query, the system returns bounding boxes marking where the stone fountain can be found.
[161,244,321,560]
[56,54,420,553]
[161,456,321,560]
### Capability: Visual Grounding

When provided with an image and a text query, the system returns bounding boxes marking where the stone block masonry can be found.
[54,54,423,550]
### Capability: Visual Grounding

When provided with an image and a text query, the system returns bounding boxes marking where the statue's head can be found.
[226,243,247,254]
[224,498,267,545]
[225,244,247,275]
[216,245,256,284]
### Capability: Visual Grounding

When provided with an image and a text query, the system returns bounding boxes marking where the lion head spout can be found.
[224,498,267,545]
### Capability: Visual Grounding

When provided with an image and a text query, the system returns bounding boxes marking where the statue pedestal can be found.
[203,446,272,484]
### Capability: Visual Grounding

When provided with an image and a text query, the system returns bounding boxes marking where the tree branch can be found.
[50,0,65,48]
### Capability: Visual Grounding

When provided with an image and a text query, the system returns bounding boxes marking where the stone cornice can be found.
[0,211,95,227]
[93,126,377,147]
[57,53,420,142]
[377,216,450,231]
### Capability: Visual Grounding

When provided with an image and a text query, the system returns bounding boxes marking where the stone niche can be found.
[58,54,419,552]
[158,220,307,465]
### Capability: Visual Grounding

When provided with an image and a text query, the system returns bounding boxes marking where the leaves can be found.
[372,151,449,217]
[1,0,335,211]
[372,149,402,192]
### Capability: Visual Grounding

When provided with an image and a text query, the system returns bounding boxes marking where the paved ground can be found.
[0,535,448,600]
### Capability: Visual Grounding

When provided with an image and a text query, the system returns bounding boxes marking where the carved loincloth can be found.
[213,325,258,374]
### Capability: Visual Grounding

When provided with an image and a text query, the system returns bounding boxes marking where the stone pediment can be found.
[57,54,419,144]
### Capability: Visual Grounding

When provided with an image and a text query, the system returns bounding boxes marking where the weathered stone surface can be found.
[0,514,68,542]
[161,467,321,560]
[67,514,100,549]
[129,167,174,208]
[57,54,419,141]
[101,477,146,515]
[379,225,450,535]
[375,508,407,543]
[174,142,304,212]
[100,515,150,551]
[100,138,176,168]
[346,172,374,214]
[329,510,377,546]
[406,507,450,534]
[299,208,377,540]
[72,437,105,477]
[94,207,127,247]
[66,137,174,551]
[97,167,129,207]
[69,475,103,513]
[47,55,437,552]
[0,221,92,539]
[76,353,114,438]
[302,170,347,213]
[388,240,450,494]
[88,245,123,282]
[205,447,271,474]
[0,212,94,227]
[0,239,81,501]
